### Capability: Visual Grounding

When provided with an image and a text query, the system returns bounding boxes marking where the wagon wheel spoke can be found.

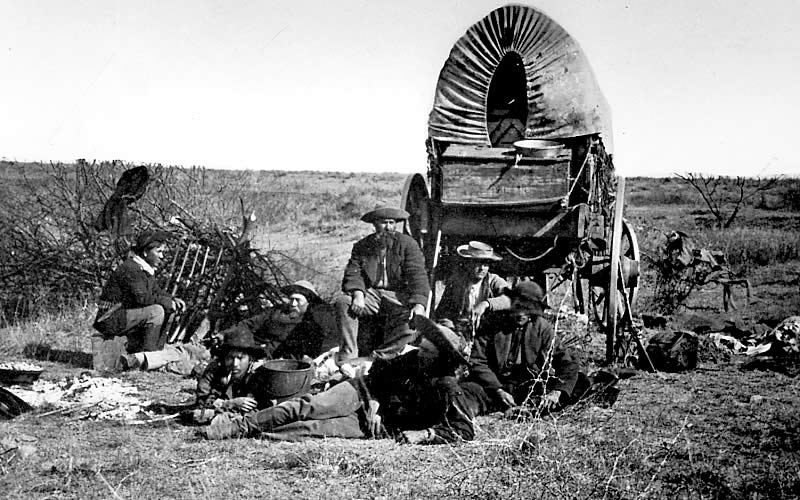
[589,219,640,330]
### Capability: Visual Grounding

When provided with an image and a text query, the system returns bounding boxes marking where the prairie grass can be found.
[0,305,95,356]
[702,227,800,270]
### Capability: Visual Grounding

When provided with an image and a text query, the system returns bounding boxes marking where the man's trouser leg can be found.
[240,381,362,436]
[371,290,416,360]
[140,344,187,370]
[123,305,165,353]
[334,289,382,364]
[258,414,365,441]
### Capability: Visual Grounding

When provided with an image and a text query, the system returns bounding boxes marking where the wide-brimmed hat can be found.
[217,329,266,358]
[456,241,502,261]
[414,316,469,365]
[360,207,410,223]
[504,281,550,315]
[132,230,170,254]
[281,280,321,304]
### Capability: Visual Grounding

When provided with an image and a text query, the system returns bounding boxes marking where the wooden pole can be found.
[606,176,626,364]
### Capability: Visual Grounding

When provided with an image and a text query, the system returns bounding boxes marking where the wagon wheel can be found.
[401,173,430,249]
[589,219,640,329]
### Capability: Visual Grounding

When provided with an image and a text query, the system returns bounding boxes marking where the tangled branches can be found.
[0,160,274,324]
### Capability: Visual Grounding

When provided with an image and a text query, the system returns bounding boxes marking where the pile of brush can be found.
[158,208,291,344]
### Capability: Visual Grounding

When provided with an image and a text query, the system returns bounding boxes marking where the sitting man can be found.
[334,207,430,365]
[469,281,579,412]
[195,329,270,414]
[93,230,186,356]
[200,316,490,444]
[216,280,326,361]
[435,241,511,339]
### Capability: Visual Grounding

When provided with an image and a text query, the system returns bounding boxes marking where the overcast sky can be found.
[2,0,798,177]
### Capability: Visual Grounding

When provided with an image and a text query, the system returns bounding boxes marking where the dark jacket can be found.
[94,256,174,335]
[435,271,511,322]
[342,231,430,307]
[348,351,490,444]
[224,308,325,360]
[469,313,579,398]
[195,359,270,410]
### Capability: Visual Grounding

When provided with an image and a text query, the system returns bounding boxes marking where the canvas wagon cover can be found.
[428,4,612,150]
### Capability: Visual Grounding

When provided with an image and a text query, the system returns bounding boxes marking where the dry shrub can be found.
[0,161,256,322]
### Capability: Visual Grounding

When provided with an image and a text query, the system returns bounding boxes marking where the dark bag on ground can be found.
[646,330,698,372]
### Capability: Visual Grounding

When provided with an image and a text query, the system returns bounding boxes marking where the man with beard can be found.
[199,316,489,444]
[119,280,325,372]
[215,280,326,361]
[434,241,511,339]
[93,230,186,356]
[469,281,579,412]
[334,207,430,365]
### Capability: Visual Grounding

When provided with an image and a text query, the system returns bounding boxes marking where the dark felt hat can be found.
[360,207,410,223]
[414,316,469,365]
[456,241,502,261]
[132,230,170,254]
[217,329,266,358]
[280,280,321,303]
[504,281,550,315]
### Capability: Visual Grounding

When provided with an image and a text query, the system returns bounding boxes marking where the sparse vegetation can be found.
[676,173,781,229]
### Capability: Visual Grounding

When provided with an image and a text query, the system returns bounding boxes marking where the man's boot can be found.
[118,353,143,371]
[199,413,248,440]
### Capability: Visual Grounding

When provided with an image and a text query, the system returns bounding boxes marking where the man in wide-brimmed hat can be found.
[93,230,186,358]
[195,329,271,414]
[213,280,327,361]
[334,207,430,365]
[469,281,579,412]
[434,241,511,339]
[200,316,489,444]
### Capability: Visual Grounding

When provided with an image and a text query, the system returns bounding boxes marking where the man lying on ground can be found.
[195,329,271,416]
[199,316,490,444]
[215,280,326,361]
[93,230,186,357]
[120,280,325,374]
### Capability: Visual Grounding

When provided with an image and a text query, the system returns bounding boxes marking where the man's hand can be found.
[494,388,516,408]
[349,290,366,317]
[471,301,490,326]
[539,390,562,412]
[172,297,186,312]
[398,429,432,444]
[225,397,258,413]
[409,303,426,321]
[366,400,382,437]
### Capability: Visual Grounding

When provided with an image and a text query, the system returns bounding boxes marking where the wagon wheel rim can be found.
[590,219,640,328]
[400,173,430,247]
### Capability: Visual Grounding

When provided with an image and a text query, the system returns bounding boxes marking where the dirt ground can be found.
[1,328,798,499]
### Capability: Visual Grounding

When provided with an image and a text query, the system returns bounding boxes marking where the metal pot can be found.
[259,359,313,402]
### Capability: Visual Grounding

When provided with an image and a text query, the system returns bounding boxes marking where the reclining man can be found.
[93,230,186,361]
[200,316,490,444]
[434,241,511,340]
[334,207,430,365]
[215,280,326,361]
[195,329,271,415]
[118,280,325,373]
[469,281,580,412]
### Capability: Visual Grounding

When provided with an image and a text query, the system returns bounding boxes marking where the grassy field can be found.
[1,167,799,499]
